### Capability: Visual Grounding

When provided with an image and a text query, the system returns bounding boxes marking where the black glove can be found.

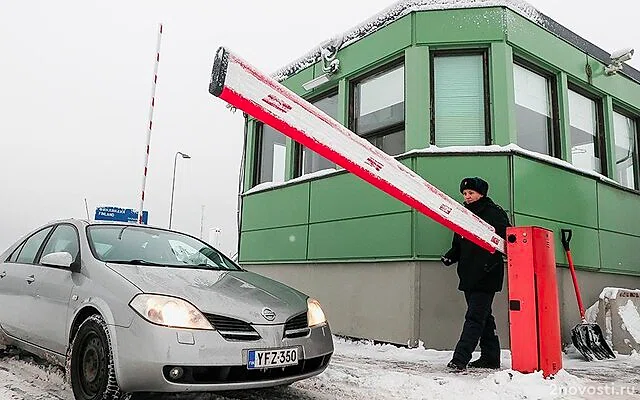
[440,255,454,266]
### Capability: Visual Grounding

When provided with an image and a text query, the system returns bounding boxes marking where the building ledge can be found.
[243,144,638,196]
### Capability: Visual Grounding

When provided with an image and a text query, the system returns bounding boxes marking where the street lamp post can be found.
[169,151,191,229]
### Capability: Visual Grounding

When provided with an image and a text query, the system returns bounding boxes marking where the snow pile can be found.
[307,337,614,400]
[0,351,71,400]
[584,301,599,324]
[273,0,544,81]
[593,287,640,355]
[600,287,623,300]
[619,300,640,345]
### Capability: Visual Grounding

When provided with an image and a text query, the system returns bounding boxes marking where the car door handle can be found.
[25,275,35,284]
[0,271,5,278]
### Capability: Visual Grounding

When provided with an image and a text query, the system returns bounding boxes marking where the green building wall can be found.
[237,6,640,276]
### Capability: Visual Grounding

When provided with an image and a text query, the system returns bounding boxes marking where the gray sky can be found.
[1,0,638,256]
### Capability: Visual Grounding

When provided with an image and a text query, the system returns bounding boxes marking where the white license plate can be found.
[247,347,298,369]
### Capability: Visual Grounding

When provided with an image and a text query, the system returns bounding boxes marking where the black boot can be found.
[447,359,467,371]
[468,357,500,369]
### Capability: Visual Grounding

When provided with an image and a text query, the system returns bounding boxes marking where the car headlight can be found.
[307,298,327,328]
[129,294,214,330]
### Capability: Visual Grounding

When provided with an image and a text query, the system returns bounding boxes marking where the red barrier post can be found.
[507,226,562,377]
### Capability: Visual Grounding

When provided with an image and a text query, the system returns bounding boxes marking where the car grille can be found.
[162,353,332,384]
[283,313,309,339]
[204,314,260,341]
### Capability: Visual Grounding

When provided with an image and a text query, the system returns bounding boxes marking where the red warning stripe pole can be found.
[137,23,163,224]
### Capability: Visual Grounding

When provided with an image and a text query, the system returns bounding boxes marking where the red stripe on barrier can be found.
[219,86,494,253]
[231,54,457,204]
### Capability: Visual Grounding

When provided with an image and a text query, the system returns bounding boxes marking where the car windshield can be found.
[86,225,241,271]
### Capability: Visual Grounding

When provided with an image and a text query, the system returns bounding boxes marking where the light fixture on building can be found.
[302,46,341,91]
[605,47,634,76]
[302,74,332,91]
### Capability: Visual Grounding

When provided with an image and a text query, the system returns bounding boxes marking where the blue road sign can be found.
[94,207,149,224]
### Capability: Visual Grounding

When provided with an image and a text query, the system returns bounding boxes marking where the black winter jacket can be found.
[443,196,510,293]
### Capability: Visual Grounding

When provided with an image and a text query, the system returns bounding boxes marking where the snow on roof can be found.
[272,0,640,84]
[273,0,545,81]
[244,167,340,195]
[242,143,626,196]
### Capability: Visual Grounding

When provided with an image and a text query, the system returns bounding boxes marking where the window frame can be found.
[512,57,561,157]
[37,223,82,269]
[295,88,339,177]
[611,106,640,190]
[429,49,491,146]
[253,122,265,187]
[252,122,287,187]
[348,58,406,151]
[13,226,55,265]
[567,84,607,176]
[6,241,26,263]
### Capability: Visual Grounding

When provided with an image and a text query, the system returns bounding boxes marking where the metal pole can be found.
[169,152,178,229]
[169,151,190,229]
[200,205,205,239]
[84,198,90,220]
[138,23,163,224]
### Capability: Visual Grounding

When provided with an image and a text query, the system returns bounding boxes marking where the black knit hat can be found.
[459,177,488,196]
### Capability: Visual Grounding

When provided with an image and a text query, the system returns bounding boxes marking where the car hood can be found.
[106,264,308,324]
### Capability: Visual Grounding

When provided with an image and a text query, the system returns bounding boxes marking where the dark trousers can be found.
[452,291,500,365]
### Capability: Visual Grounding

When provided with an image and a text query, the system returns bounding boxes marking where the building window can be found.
[254,123,286,185]
[612,110,639,189]
[432,52,489,147]
[296,91,338,176]
[568,88,605,174]
[513,63,558,156]
[351,62,405,156]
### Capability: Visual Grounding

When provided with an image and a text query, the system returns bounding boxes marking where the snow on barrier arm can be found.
[208,47,505,254]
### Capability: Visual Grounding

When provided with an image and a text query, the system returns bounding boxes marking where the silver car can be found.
[0,219,333,399]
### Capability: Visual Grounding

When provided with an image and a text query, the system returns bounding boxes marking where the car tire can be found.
[67,314,123,400]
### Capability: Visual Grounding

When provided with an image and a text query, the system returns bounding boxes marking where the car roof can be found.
[45,218,166,231]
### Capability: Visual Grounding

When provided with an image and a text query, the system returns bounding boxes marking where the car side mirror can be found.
[41,252,73,268]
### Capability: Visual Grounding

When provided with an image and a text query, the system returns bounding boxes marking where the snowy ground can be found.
[1,337,639,400]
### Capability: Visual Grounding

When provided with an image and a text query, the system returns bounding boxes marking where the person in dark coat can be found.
[441,177,510,371]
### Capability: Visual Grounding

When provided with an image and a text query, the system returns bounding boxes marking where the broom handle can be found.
[561,229,586,321]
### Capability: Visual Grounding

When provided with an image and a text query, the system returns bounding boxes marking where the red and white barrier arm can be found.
[208,47,505,254]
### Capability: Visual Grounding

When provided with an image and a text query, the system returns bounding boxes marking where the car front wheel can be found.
[68,314,122,400]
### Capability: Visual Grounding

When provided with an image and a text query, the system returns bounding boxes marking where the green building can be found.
[235,0,640,349]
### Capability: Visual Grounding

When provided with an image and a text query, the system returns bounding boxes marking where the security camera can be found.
[605,48,634,76]
[610,48,634,63]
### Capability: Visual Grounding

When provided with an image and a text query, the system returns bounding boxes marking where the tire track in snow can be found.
[0,348,332,400]
[0,352,71,400]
